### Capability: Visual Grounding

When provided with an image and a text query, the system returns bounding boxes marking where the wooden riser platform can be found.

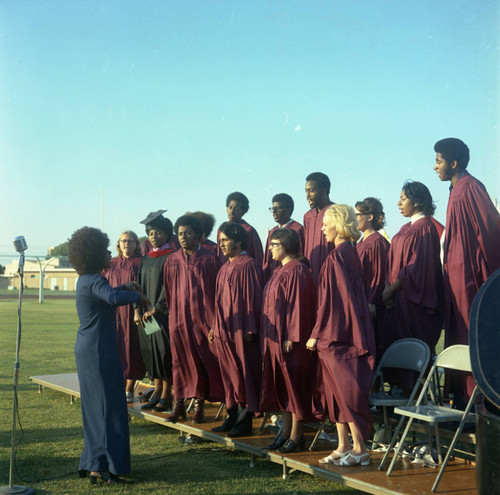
[30,373,478,495]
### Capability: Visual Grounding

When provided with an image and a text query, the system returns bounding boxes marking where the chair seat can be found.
[394,405,475,423]
[369,392,411,407]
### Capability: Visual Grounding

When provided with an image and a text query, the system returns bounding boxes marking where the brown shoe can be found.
[192,399,205,423]
[165,399,186,422]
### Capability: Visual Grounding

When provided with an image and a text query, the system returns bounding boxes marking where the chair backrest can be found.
[434,345,471,373]
[377,338,431,373]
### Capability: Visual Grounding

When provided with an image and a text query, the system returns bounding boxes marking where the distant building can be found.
[4,257,78,291]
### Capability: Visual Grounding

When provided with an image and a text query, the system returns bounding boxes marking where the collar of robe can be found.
[148,248,174,258]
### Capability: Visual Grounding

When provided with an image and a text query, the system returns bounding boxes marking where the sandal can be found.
[89,471,120,485]
[319,450,352,464]
[334,452,370,467]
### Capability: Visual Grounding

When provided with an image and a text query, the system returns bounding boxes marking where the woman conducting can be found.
[306,204,375,467]
[260,228,316,453]
[68,227,147,484]
[105,230,145,402]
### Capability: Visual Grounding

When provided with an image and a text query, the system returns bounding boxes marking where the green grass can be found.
[0,298,361,494]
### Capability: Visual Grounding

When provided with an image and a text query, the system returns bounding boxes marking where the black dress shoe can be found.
[263,434,288,450]
[227,412,253,438]
[212,406,238,432]
[277,435,305,453]
[140,397,160,410]
[153,398,172,412]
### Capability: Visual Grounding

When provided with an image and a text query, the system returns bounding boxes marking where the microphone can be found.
[13,236,28,253]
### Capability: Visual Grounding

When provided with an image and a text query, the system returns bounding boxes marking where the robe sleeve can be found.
[234,260,263,335]
[397,222,442,310]
[89,276,140,307]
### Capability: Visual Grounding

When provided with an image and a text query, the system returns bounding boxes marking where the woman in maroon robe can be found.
[105,231,146,402]
[306,204,375,467]
[381,181,443,392]
[355,198,390,364]
[260,228,316,453]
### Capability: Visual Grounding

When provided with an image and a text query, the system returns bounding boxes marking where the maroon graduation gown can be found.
[384,218,444,354]
[443,172,500,398]
[262,221,305,283]
[356,232,390,362]
[163,247,224,402]
[216,220,264,266]
[311,242,375,440]
[303,203,334,286]
[105,255,146,380]
[260,259,317,421]
[213,253,263,412]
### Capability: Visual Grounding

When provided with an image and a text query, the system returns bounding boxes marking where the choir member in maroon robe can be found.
[434,138,500,404]
[262,193,305,283]
[134,212,175,412]
[216,192,264,265]
[163,215,224,423]
[382,181,443,393]
[355,198,390,363]
[307,204,375,467]
[209,222,263,437]
[260,228,316,453]
[186,210,218,254]
[304,172,335,285]
[105,231,146,402]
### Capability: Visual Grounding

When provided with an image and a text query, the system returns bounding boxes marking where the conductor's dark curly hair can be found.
[68,227,110,275]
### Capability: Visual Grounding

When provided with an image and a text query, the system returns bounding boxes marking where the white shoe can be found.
[126,392,134,403]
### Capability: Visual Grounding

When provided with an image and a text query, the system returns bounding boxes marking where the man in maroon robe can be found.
[209,222,263,437]
[216,191,264,265]
[163,216,224,423]
[303,172,334,285]
[434,137,500,403]
[262,193,305,282]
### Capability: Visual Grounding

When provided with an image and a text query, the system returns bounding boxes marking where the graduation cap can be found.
[140,210,167,228]
[140,210,173,237]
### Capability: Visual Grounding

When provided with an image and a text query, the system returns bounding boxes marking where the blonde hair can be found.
[116,230,141,257]
[324,204,361,243]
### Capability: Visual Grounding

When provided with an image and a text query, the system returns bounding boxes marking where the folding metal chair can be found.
[380,344,478,493]
[369,338,431,448]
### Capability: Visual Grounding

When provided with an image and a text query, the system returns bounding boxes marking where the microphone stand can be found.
[0,252,35,495]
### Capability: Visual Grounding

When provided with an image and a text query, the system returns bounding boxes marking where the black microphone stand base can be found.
[0,486,35,495]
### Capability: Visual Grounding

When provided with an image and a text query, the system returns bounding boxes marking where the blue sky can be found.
[1,1,498,257]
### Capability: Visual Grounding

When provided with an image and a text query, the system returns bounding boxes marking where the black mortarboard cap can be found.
[140,210,168,227]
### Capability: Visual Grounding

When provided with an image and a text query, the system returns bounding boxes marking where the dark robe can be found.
[262,220,305,283]
[105,255,146,380]
[443,172,500,399]
[260,259,317,421]
[216,220,264,265]
[311,242,375,441]
[74,274,140,474]
[163,247,224,402]
[356,232,390,363]
[201,238,218,254]
[303,203,334,286]
[213,253,263,413]
[136,251,174,380]
[384,218,444,354]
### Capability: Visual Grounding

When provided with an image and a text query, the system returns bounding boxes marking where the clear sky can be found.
[1,1,499,258]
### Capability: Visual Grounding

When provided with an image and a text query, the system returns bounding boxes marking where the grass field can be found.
[0,297,362,494]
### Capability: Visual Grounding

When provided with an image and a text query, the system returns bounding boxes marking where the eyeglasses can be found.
[270,242,281,248]
[269,206,286,213]
[119,239,136,244]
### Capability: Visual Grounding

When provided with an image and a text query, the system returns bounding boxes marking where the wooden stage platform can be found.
[30,373,478,495]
